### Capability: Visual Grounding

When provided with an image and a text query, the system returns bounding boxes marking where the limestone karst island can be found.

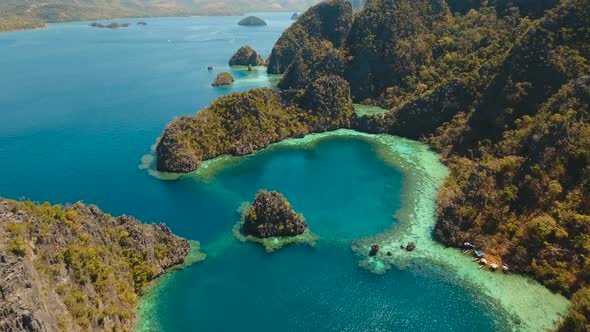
[1,0,589,331]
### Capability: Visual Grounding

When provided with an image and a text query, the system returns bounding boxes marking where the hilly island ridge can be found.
[0,0,589,331]
[155,0,590,330]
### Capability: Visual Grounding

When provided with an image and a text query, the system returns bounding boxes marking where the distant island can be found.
[0,198,203,331]
[238,16,267,26]
[234,190,317,251]
[90,22,130,29]
[156,0,590,329]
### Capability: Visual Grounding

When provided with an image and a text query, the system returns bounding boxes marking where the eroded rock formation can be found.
[0,199,191,331]
[243,190,307,238]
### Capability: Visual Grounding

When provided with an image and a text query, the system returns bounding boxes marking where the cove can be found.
[139,130,569,331]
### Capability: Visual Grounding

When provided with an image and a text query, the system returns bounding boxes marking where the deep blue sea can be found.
[0,14,508,331]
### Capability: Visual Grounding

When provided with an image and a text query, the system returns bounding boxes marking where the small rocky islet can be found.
[237,16,267,26]
[243,190,307,238]
[234,190,316,252]
[211,72,235,86]
[229,45,265,67]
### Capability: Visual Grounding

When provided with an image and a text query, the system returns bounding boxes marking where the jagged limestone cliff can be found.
[0,198,195,331]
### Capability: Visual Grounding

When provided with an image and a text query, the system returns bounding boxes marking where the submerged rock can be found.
[137,21,147,26]
[211,72,234,86]
[229,45,265,66]
[238,16,267,26]
[207,65,213,71]
[291,13,300,20]
[243,190,307,238]
[369,244,380,256]
[406,242,416,251]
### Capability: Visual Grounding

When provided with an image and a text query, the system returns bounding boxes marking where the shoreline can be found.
[140,129,570,331]
[135,240,206,332]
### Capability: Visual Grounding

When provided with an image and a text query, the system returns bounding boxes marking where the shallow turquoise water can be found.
[1,14,509,331]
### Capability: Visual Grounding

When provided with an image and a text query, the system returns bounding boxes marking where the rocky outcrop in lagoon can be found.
[229,46,265,67]
[0,198,193,331]
[243,190,307,238]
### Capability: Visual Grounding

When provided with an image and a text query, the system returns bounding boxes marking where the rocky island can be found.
[229,45,265,67]
[155,0,590,328]
[0,198,202,331]
[234,190,316,252]
[237,16,267,26]
[211,72,234,86]
[243,190,307,238]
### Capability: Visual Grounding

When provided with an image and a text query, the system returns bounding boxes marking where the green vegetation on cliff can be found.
[267,0,353,75]
[0,199,196,331]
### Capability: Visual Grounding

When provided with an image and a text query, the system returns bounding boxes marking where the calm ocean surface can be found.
[0,13,509,331]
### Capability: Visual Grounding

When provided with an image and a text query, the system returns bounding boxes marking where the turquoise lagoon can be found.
[0,13,567,331]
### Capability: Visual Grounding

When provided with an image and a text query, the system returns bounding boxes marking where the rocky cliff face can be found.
[267,0,353,74]
[243,190,307,238]
[0,199,191,331]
